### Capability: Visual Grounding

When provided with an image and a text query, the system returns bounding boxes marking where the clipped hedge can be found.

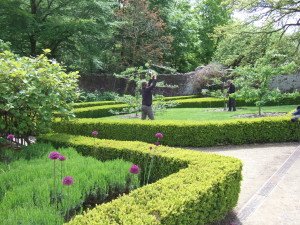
[73,101,121,108]
[51,113,300,147]
[73,104,129,118]
[39,133,242,225]
[174,95,300,108]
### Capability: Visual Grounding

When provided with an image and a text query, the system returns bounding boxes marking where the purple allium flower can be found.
[149,146,153,150]
[92,131,99,136]
[130,165,140,174]
[155,133,163,138]
[7,134,14,140]
[62,176,74,185]
[154,142,160,146]
[58,155,66,161]
[48,152,60,160]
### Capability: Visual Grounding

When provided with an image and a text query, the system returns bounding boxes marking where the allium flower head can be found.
[130,165,140,174]
[58,155,66,161]
[149,146,153,150]
[92,131,99,136]
[154,142,160,146]
[7,134,14,140]
[155,133,163,138]
[48,152,60,160]
[62,176,74,185]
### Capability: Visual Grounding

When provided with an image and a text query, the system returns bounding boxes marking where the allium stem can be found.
[53,160,56,203]
[146,157,154,185]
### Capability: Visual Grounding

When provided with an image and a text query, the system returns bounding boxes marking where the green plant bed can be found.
[0,143,139,224]
[39,133,243,225]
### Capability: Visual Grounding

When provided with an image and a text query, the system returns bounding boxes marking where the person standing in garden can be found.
[141,70,157,120]
[227,80,236,111]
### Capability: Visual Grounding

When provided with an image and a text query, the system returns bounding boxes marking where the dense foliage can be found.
[0,49,79,144]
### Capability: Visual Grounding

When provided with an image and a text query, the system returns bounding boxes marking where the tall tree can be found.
[165,0,202,72]
[0,0,118,73]
[115,0,173,71]
[224,0,300,35]
[195,0,232,64]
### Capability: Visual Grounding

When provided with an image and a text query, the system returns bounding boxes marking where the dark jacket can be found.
[141,79,157,106]
[227,83,236,94]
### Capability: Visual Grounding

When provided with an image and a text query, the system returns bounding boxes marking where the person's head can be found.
[141,81,147,89]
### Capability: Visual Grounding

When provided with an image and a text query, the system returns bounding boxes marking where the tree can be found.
[195,0,232,64]
[213,22,300,68]
[164,0,202,72]
[0,49,79,144]
[115,0,173,70]
[232,51,298,115]
[0,0,118,73]
[224,0,300,36]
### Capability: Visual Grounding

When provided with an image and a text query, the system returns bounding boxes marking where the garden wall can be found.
[78,70,300,97]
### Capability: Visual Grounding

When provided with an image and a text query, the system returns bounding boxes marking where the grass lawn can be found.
[104,105,297,121]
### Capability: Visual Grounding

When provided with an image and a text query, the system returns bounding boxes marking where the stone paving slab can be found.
[184,142,300,225]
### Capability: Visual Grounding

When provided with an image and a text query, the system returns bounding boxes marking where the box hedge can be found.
[39,133,242,225]
[51,113,300,147]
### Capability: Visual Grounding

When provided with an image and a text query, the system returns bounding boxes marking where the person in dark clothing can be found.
[141,72,157,120]
[291,106,300,122]
[227,80,236,111]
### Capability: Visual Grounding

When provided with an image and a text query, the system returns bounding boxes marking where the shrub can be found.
[39,133,242,225]
[0,50,79,144]
[51,112,300,147]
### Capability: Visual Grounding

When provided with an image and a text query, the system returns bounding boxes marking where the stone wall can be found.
[78,72,194,97]
[78,70,300,97]
[270,71,300,92]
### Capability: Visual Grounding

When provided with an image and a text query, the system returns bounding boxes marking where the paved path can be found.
[184,142,300,225]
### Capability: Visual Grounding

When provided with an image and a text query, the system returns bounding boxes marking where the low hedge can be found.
[39,133,242,225]
[73,104,129,118]
[51,113,300,147]
[174,95,300,108]
[73,101,121,108]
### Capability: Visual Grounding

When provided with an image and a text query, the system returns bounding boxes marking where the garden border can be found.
[39,133,242,224]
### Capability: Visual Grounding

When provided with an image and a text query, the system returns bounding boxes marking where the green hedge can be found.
[73,101,121,108]
[51,113,300,147]
[174,95,300,108]
[39,133,242,225]
[73,104,129,118]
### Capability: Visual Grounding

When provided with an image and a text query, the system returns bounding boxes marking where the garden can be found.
[1,0,300,224]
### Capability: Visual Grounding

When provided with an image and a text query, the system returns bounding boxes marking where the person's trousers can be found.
[141,105,154,120]
[228,97,236,111]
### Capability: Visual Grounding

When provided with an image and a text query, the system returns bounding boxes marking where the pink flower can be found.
[149,146,153,150]
[58,155,66,161]
[230,223,235,225]
[154,142,160,146]
[7,134,14,140]
[92,131,99,136]
[48,152,60,160]
[155,133,163,138]
[62,176,74,185]
[130,165,140,174]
